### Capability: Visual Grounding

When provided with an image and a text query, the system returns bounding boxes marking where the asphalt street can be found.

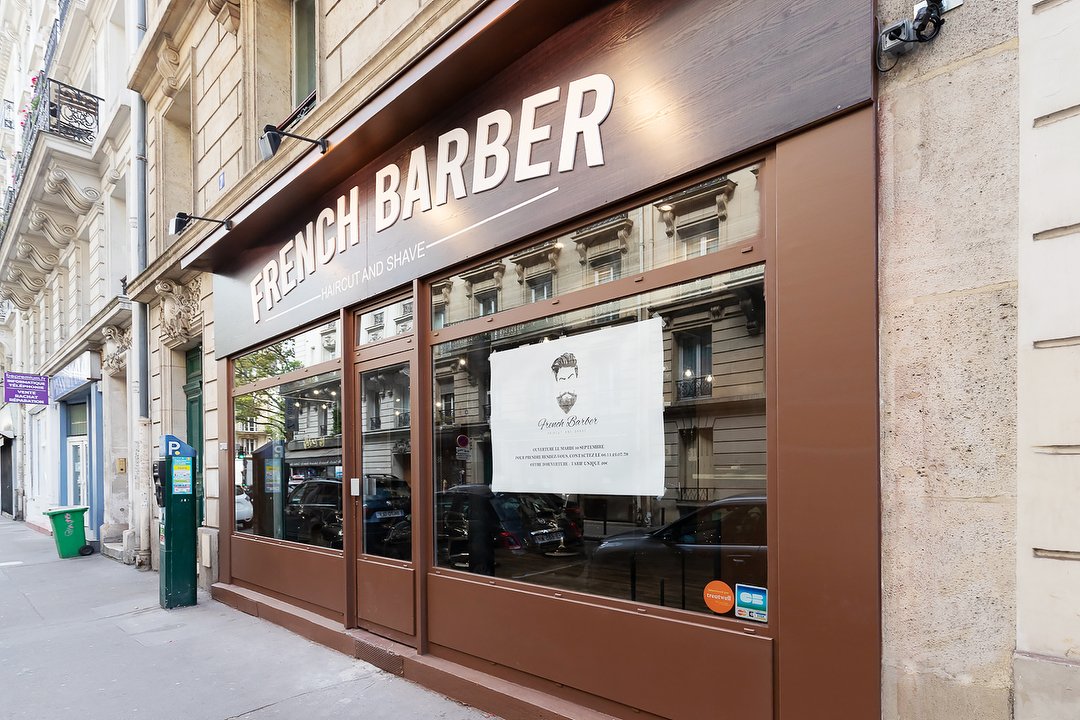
[0,517,498,720]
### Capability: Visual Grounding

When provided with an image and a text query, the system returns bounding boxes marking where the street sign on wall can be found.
[3,372,49,405]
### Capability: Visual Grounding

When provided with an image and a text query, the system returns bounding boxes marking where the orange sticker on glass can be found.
[703,580,735,614]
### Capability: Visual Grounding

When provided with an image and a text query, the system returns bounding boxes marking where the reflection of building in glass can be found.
[653,268,766,511]
[431,167,761,331]
[361,364,411,477]
[433,169,765,523]
[232,354,342,547]
[431,265,768,616]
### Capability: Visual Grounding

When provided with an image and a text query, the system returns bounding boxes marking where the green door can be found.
[184,346,204,525]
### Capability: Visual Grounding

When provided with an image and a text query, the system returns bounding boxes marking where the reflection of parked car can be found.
[362,474,410,556]
[283,479,343,549]
[235,484,253,528]
[588,494,766,614]
[437,484,583,573]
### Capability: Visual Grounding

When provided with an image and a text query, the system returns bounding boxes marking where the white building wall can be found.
[23,406,58,533]
[1015,0,1080,716]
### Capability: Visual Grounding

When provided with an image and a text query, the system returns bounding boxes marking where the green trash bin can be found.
[42,506,94,558]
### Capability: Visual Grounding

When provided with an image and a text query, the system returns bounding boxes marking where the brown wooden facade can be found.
[195,1,879,718]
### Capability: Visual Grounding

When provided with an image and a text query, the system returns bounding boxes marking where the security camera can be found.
[913,0,945,42]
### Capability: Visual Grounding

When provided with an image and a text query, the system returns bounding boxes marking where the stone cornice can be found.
[128,1,204,95]
[36,295,131,377]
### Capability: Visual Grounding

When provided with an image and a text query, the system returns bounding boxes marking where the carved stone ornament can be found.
[156,277,203,348]
[207,0,240,35]
[0,286,33,311]
[44,167,101,216]
[156,35,181,98]
[17,242,59,274]
[6,265,45,294]
[101,324,131,376]
[571,213,633,265]
[29,209,77,250]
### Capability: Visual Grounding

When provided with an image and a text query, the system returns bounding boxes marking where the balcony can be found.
[1,75,101,237]
[676,375,713,401]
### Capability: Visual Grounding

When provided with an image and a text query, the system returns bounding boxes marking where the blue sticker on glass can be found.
[734,583,768,623]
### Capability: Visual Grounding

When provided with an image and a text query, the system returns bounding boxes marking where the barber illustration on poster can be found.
[551,352,580,414]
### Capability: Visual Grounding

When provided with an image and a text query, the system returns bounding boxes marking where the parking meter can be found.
[159,434,197,609]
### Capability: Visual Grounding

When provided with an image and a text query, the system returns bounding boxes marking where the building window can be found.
[527,274,553,303]
[67,403,88,436]
[436,380,455,425]
[431,166,760,331]
[432,265,766,619]
[476,289,498,316]
[591,254,621,285]
[293,0,316,106]
[232,321,342,548]
[675,327,713,400]
[677,216,720,259]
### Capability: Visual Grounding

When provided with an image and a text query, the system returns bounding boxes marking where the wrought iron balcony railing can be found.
[675,375,713,401]
[1,74,101,237]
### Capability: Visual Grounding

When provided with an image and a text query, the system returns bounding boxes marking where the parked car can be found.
[283,479,343,548]
[362,474,410,555]
[235,483,253,529]
[436,484,584,574]
[587,494,766,613]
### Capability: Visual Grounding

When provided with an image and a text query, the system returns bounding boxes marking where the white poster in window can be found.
[489,316,664,496]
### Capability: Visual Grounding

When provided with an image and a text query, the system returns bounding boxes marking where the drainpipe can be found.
[128,0,152,568]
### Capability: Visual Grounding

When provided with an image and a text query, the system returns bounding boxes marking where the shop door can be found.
[1,441,13,517]
[183,346,204,525]
[352,353,416,638]
[67,437,88,510]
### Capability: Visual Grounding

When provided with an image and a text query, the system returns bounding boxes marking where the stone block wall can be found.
[877,0,1019,717]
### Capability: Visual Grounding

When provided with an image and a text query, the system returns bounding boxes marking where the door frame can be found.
[65,435,89,511]
[347,306,420,642]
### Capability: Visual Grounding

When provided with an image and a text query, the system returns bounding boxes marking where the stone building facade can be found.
[0,1,1059,719]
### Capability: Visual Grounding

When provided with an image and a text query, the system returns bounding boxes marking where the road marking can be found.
[0,561,24,567]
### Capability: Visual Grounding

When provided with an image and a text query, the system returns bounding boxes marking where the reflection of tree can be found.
[234,389,287,441]
[234,341,302,385]
[233,342,303,441]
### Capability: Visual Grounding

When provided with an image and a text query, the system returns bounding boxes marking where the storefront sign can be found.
[3,372,49,405]
[212,0,871,358]
[244,74,613,327]
[488,318,664,496]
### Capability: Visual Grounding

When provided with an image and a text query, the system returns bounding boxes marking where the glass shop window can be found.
[357,298,414,345]
[232,320,343,549]
[233,319,340,386]
[432,163,761,329]
[432,264,767,621]
[67,403,88,436]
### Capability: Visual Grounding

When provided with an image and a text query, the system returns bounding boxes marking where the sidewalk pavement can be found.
[0,517,499,720]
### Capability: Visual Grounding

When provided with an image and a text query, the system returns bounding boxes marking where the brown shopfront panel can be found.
[204,0,877,717]
[419,110,877,717]
[353,350,418,638]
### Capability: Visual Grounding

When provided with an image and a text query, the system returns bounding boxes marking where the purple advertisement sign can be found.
[4,372,50,405]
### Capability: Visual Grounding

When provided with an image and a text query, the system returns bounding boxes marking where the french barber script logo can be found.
[248,73,616,324]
